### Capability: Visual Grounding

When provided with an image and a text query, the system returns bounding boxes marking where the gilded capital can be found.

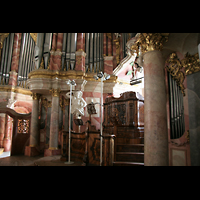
[50,88,61,97]
[131,33,169,54]
[32,93,41,100]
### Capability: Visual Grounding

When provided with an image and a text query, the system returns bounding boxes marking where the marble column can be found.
[3,115,13,152]
[25,93,40,156]
[0,114,6,148]
[44,89,61,156]
[132,33,169,166]
[143,50,168,166]
[8,70,18,86]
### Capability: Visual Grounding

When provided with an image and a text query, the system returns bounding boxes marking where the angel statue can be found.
[66,91,87,119]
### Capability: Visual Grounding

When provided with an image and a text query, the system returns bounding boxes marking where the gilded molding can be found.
[165,52,185,96]
[32,93,41,100]
[0,33,9,49]
[181,52,200,75]
[0,85,32,96]
[28,68,118,83]
[131,33,169,54]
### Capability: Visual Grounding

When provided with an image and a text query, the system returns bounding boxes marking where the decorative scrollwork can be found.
[181,52,200,75]
[18,119,29,134]
[165,52,186,96]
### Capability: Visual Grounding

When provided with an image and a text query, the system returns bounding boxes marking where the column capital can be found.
[50,88,61,97]
[31,93,41,100]
[131,33,169,54]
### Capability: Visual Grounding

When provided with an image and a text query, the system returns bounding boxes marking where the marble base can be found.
[25,146,40,157]
[44,148,61,157]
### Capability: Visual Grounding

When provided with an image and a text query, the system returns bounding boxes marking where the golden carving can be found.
[181,52,200,75]
[131,33,169,54]
[50,88,60,97]
[113,37,120,65]
[0,85,32,95]
[30,33,37,44]
[186,130,190,142]
[165,53,185,96]
[32,93,41,100]
[0,33,9,49]
[39,57,44,69]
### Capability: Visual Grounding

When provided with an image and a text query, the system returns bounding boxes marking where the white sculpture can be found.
[66,91,87,119]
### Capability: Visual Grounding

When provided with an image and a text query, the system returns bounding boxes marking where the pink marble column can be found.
[3,115,13,152]
[25,93,40,156]
[0,115,6,148]
[103,56,114,75]
[44,90,61,156]
[143,50,168,166]
[10,33,22,72]
[8,71,18,86]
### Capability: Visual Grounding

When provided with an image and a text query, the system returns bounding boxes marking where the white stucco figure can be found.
[66,91,87,119]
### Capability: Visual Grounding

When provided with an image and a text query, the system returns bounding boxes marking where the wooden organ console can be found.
[60,91,144,166]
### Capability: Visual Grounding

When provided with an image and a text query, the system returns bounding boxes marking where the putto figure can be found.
[66,91,87,119]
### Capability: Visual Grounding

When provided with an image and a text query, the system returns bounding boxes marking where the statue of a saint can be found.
[66,91,87,119]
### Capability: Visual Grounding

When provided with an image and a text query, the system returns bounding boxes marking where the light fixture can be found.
[65,79,76,165]
[93,71,110,166]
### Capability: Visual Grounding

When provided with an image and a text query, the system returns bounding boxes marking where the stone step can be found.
[116,144,144,152]
[116,152,144,162]
[113,161,144,166]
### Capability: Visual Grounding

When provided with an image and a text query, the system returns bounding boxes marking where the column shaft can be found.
[143,50,168,166]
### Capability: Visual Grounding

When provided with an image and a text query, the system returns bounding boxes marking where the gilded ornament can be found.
[131,33,169,54]
[165,52,185,96]
[181,52,200,75]
[30,33,37,44]
[32,93,41,100]
[50,88,61,97]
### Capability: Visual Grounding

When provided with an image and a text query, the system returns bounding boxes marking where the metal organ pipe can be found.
[85,33,89,72]
[44,33,52,69]
[6,33,14,85]
[66,33,71,71]
[62,33,67,71]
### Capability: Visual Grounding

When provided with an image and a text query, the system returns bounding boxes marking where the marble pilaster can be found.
[75,50,86,72]
[103,56,114,75]
[10,33,22,72]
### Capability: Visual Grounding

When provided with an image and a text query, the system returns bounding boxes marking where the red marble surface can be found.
[103,33,106,56]
[56,33,63,51]
[52,33,57,51]
[10,33,22,72]
[77,33,84,50]
[8,71,18,86]
[3,116,13,151]
[53,53,61,70]
[75,54,85,71]
[103,57,114,75]
[14,101,32,113]
[0,116,5,148]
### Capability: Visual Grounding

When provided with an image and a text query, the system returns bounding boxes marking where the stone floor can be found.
[0,153,83,166]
